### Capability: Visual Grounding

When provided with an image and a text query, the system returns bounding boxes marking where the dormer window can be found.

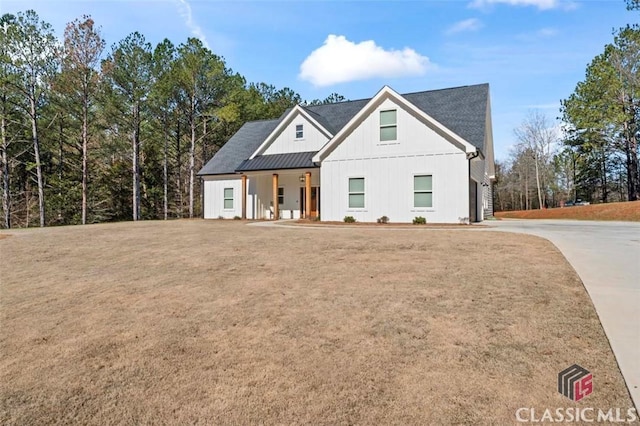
[295,124,304,139]
[380,110,397,141]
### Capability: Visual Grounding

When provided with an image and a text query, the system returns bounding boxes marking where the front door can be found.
[300,187,320,218]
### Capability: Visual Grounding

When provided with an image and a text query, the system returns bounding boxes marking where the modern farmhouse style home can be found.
[198,84,495,223]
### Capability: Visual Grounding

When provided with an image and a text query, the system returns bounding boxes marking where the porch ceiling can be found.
[236,151,318,172]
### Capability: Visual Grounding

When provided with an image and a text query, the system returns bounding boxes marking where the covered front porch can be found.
[240,169,320,220]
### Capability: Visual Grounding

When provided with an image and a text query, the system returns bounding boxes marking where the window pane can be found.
[296,124,303,138]
[414,192,432,208]
[414,175,432,191]
[278,187,284,196]
[380,126,397,141]
[224,199,234,209]
[349,194,365,208]
[380,110,396,126]
[349,178,364,193]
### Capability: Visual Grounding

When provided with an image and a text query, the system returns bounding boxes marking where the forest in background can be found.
[0,10,345,229]
[493,0,639,211]
[1,3,638,229]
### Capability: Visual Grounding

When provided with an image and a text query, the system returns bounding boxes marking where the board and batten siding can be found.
[320,98,470,223]
[263,113,330,156]
[203,176,252,219]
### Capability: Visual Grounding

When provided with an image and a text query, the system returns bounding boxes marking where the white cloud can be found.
[469,0,576,10]
[446,18,483,35]
[299,35,431,87]
[537,27,559,37]
[175,0,210,49]
[516,27,559,41]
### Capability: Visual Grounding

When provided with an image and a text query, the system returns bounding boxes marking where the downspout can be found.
[467,150,480,222]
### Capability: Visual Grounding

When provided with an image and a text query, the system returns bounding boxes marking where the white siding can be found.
[203,176,253,219]
[321,99,469,223]
[321,154,468,223]
[326,98,461,161]
[263,113,330,155]
[470,157,485,183]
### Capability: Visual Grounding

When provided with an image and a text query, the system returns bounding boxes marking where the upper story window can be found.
[380,110,397,141]
[295,124,304,139]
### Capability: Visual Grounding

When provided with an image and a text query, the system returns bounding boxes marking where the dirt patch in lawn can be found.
[495,200,640,221]
[0,233,11,240]
[0,220,635,424]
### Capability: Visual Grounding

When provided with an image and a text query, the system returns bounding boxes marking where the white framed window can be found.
[223,188,234,209]
[380,110,397,141]
[414,175,433,208]
[295,124,303,139]
[348,177,365,208]
[278,187,284,205]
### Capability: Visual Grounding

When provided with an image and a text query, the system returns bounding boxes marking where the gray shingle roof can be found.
[198,84,489,175]
[403,84,488,151]
[236,151,317,172]
[304,99,370,135]
[197,119,279,175]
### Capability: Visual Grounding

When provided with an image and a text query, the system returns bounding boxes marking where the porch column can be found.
[241,174,247,220]
[305,171,312,219]
[272,173,279,220]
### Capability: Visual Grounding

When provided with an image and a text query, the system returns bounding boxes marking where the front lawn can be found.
[0,220,634,424]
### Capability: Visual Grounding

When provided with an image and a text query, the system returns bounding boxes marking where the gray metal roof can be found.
[236,151,317,172]
[197,119,279,175]
[198,84,489,176]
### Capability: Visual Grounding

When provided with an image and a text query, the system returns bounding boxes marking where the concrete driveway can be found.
[486,219,640,408]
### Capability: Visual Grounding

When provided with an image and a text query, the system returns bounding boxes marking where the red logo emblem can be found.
[558,364,593,401]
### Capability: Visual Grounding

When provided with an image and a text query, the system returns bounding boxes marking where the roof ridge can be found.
[300,83,489,110]
[245,117,282,124]
[401,83,489,97]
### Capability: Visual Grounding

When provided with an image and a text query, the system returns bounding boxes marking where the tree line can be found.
[0,10,345,229]
[494,1,638,211]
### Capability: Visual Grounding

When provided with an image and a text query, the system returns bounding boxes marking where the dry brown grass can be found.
[0,220,635,425]
[495,200,640,221]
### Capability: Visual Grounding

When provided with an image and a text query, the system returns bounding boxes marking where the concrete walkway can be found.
[486,219,640,408]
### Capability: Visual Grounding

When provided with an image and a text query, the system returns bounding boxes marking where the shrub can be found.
[217,215,224,220]
[312,215,321,222]
[412,216,426,225]
[377,215,389,224]
[233,216,242,220]
[343,216,356,223]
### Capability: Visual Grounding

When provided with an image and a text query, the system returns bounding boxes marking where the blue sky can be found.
[0,0,634,160]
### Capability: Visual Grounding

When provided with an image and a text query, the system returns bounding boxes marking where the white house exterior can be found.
[198,84,495,223]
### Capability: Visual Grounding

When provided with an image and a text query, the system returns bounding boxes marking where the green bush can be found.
[412,216,426,225]
[377,215,389,224]
[343,216,356,223]
[233,216,242,220]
